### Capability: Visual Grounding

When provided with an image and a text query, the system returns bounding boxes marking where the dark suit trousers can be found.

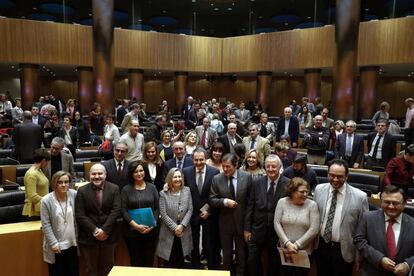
[220,230,246,276]
[80,243,116,276]
[190,217,220,269]
[247,226,280,276]
[315,239,353,276]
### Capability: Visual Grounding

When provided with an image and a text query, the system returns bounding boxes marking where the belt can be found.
[321,237,340,247]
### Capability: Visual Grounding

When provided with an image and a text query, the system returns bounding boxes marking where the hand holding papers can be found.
[278,247,310,268]
[128,208,157,227]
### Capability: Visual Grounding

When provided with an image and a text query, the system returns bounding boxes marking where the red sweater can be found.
[383,156,414,187]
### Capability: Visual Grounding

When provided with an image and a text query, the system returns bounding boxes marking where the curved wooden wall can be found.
[0,17,413,72]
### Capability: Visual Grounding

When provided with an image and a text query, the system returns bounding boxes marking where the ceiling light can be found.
[228,7,232,11]
[232,2,235,5]
[284,72,288,75]
[32,7,37,10]
[89,13,92,16]
[284,22,289,26]
[11,66,14,69]
[214,7,219,11]
[162,10,167,14]
[307,16,311,19]
[211,3,214,6]
[365,8,369,11]
[258,15,263,19]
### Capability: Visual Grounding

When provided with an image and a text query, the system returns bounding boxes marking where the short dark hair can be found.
[127,160,148,184]
[222,153,238,167]
[381,185,407,202]
[192,147,207,159]
[328,159,349,175]
[405,144,414,156]
[285,177,310,197]
[376,118,389,126]
[33,148,51,163]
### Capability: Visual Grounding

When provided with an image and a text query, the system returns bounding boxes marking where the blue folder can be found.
[128,207,157,227]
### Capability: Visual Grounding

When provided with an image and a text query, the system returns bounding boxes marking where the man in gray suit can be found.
[313,159,369,276]
[210,153,252,276]
[195,117,218,150]
[234,102,251,123]
[355,185,414,276]
[43,137,75,184]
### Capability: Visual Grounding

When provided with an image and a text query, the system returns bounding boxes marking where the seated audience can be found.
[383,144,414,193]
[121,160,159,267]
[156,168,193,268]
[206,142,225,172]
[23,148,51,218]
[142,141,165,192]
[274,177,320,276]
[40,171,79,276]
[366,119,396,169]
[240,149,266,176]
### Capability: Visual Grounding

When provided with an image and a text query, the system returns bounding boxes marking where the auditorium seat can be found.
[16,165,31,186]
[73,162,85,179]
[356,124,374,133]
[75,149,101,162]
[347,172,381,196]
[0,149,12,158]
[0,190,25,224]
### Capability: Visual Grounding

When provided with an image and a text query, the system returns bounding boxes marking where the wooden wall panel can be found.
[114,77,129,100]
[270,78,305,116]
[39,77,77,104]
[143,77,175,112]
[358,17,414,66]
[377,78,414,118]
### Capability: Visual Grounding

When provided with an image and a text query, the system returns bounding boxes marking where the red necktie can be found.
[117,162,122,176]
[201,129,207,148]
[386,218,396,260]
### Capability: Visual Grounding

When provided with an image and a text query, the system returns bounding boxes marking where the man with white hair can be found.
[119,120,144,162]
[244,155,290,276]
[163,141,193,175]
[276,107,300,147]
[75,163,121,276]
[218,122,243,154]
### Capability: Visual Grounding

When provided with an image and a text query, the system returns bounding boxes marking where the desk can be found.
[109,266,230,276]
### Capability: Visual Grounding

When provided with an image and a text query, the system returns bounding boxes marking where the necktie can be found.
[250,138,256,150]
[229,176,235,200]
[197,170,203,193]
[323,189,338,243]
[267,182,275,211]
[371,134,382,159]
[386,218,396,260]
[117,162,122,176]
[201,129,207,148]
[345,135,352,157]
[177,160,182,170]
[260,124,267,137]
[95,188,102,209]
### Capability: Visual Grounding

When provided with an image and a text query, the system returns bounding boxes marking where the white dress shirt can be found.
[384,213,402,245]
[369,133,384,159]
[321,184,346,242]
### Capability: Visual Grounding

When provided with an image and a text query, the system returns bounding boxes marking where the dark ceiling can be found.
[0,0,413,37]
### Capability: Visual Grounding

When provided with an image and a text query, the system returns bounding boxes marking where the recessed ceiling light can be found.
[11,66,14,69]
[89,13,92,16]
[214,7,219,11]
[138,19,142,22]
[211,3,214,6]
[284,72,288,74]
[232,2,235,5]
[162,10,167,14]
[228,7,232,11]
[32,7,37,10]
[284,22,289,26]
[307,16,311,19]
[365,8,369,11]
[289,74,293,77]
[258,15,263,19]
[201,28,205,31]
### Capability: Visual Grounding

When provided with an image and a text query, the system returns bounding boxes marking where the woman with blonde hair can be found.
[156,168,193,268]
[371,101,390,125]
[41,171,78,276]
[184,131,198,156]
[143,141,165,191]
[241,149,266,176]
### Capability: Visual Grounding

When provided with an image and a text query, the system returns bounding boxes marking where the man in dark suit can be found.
[75,163,121,276]
[183,148,220,269]
[186,101,200,129]
[334,120,364,168]
[218,122,243,154]
[195,117,218,150]
[355,185,414,276]
[210,153,252,276]
[163,141,193,176]
[116,99,129,126]
[31,106,46,127]
[102,142,130,192]
[144,115,166,144]
[276,107,300,147]
[182,96,194,121]
[366,119,397,169]
[12,111,42,164]
[244,154,290,276]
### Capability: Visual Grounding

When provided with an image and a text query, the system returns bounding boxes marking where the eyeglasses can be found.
[382,200,404,206]
[114,149,126,153]
[328,173,346,180]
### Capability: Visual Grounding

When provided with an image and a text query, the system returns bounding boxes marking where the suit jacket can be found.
[235,109,251,122]
[163,156,193,177]
[210,170,252,235]
[75,181,121,245]
[144,162,165,192]
[186,108,198,129]
[244,175,290,240]
[218,134,243,154]
[276,117,300,144]
[116,106,128,125]
[43,151,75,181]
[145,124,163,144]
[354,210,414,276]
[57,126,79,150]
[256,122,276,141]
[242,135,271,159]
[367,132,396,165]
[183,165,220,225]
[120,111,139,133]
[334,133,364,166]
[102,159,130,192]
[313,183,369,262]
[12,121,42,163]
[195,126,218,149]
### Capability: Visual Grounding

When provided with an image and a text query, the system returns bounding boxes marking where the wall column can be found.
[92,0,114,114]
[256,71,272,113]
[128,69,144,103]
[358,66,380,120]
[77,67,94,115]
[20,64,39,110]
[304,68,322,101]
[174,72,188,114]
[331,0,361,120]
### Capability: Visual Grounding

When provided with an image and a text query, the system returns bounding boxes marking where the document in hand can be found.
[278,247,310,268]
[128,208,157,227]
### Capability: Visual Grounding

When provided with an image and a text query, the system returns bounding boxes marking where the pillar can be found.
[128,69,144,103]
[304,68,322,101]
[175,72,188,114]
[256,71,272,113]
[358,66,380,120]
[92,0,114,114]
[20,64,39,110]
[331,0,361,120]
[77,67,94,115]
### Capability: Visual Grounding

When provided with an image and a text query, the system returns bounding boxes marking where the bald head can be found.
[90,163,107,187]
[23,111,32,121]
